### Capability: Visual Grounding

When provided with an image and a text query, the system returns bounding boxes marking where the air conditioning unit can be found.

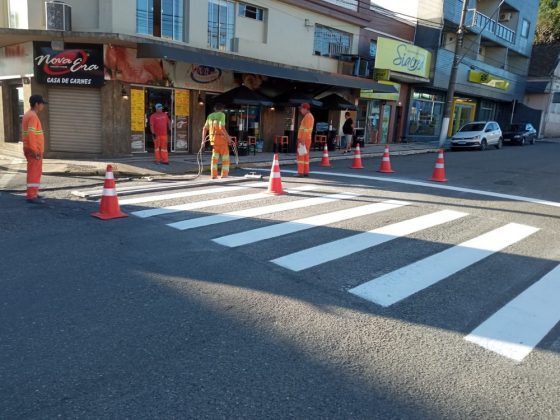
[45,1,72,31]
[499,12,512,22]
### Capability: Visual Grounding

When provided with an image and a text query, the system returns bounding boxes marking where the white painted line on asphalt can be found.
[119,182,263,205]
[132,185,315,219]
[349,223,539,307]
[244,168,560,209]
[465,264,560,362]
[272,209,468,272]
[213,199,410,248]
[167,191,358,231]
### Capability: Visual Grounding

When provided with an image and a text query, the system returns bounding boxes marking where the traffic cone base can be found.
[430,149,448,182]
[351,143,364,169]
[267,153,286,195]
[378,145,395,173]
[320,144,331,167]
[92,165,129,220]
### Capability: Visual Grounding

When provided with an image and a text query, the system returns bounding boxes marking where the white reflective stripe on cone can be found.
[435,163,445,168]
[102,188,117,196]
[105,172,115,179]
[270,172,281,179]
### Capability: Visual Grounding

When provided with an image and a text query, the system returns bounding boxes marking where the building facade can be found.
[0,0,404,158]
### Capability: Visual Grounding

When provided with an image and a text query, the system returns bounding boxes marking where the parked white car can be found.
[450,121,503,151]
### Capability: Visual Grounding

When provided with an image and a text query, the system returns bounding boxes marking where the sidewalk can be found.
[0,142,439,178]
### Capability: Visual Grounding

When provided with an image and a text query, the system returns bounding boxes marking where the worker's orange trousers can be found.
[154,135,169,163]
[24,151,42,199]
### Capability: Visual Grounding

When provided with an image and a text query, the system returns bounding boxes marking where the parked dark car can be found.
[502,123,537,146]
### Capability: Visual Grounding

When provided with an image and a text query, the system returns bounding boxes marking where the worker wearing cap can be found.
[22,95,47,204]
[297,102,314,177]
[202,103,233,179]
[149,103,171,164]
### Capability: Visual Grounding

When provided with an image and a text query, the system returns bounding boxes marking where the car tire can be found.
[480,139,487,151]
[519,136,525,146]
[495,138,503,149]
[530,137,535,145]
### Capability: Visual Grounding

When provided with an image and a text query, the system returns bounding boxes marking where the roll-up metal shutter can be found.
[48,88,102,153]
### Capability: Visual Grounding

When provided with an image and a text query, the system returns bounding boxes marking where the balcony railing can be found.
[468,9,516,44]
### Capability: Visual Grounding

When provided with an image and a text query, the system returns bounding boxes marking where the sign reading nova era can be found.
[33,42,104,87]
[374,37,432,79]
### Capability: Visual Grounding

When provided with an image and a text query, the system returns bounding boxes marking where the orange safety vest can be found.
[22,110,44,154]
[298,112,314,146]
[205,112,229,154]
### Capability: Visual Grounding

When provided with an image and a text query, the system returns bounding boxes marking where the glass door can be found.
[380,103,392,144]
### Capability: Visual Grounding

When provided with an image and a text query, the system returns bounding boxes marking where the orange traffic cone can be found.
[267,153,286,195]
[378,145,395,173]
[92,165,128,220]
[430,149,448,182]
[351,143,364,169]
[320,144,331,167]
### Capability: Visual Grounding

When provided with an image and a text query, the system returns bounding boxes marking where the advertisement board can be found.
[33,42,104,87]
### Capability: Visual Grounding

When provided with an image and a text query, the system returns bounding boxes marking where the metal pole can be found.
[438,0,470,147]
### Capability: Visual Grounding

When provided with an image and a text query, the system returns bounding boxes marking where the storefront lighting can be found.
[198,95,204,105]
[121,85,129,100]
[269,106,275,111]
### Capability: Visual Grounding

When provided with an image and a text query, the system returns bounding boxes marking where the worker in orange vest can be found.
[22,95,48,204]
[296,102,314,177]
[149,103,171,164]
[202,103,233,179]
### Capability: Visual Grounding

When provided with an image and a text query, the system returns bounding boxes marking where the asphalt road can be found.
[1,141,559,419]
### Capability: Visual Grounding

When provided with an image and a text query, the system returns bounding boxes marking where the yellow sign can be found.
[375,37,432,79]
[130,88,145,132]
[374,68,390,81]
[175,90,190,116]
[360,81,401,101]
[468,70,509,90]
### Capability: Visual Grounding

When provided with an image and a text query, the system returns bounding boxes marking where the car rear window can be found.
[459,123,486,132]
[508,124,524,131]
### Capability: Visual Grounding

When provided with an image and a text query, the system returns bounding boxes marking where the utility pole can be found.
[438,0,470,147]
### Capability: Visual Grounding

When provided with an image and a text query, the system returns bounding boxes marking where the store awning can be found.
[210,85,274,106]
[137,43,397,93]
[317,93,357,110]
[273,91,323,107]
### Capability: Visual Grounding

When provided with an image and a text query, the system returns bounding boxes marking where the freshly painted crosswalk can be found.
[131,185,314,218]
[212,199,410,248]
[167,191,359,231]
[120,181,557,362]
[465,264,560,362]
[349,223,539,307]
[271,209,468,271]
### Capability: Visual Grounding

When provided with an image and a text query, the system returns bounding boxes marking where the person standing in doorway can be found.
[149,103,171,164]
[22,94,47,204]
[202,103,233,179]
[342,111,354,154]
[296,102,314,177]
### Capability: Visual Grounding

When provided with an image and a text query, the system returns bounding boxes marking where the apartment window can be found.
[239,3,264,21]
[313,24,352,57]
[136,0,183,41]
[369,40,377,58]
[8,0,28,29]
[208,0,235,51]
[521,19,530,38]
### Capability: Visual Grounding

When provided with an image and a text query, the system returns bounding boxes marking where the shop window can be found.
[136,0,183,41]
[369,40,377,58]
[408,98,444,137]
[208,0,235,51]
[313,24,352,58]
[239,3,264,21]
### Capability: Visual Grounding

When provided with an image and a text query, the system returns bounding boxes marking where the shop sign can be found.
[0,42,34,77]
[374,68,390,81]
[360,81,401,101]
[174,90,190,152]
[33,42,104,87]
[130,88,146,152]
[105,46,167,85]
[175,90,190,117]
[163,61,234,92]
[374,37,431,79]
[468,70,509,91]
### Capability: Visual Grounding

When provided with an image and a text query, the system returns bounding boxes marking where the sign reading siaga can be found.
[392,44,424,73]
[33,42,104,87]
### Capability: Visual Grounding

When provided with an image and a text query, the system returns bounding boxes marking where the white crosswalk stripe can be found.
[349,223,539,307]
[120,182,263,206]
[465,264,560,362]
[167,191,360,231]
[212,199,410,247]
[271,209,469,272]
[131,184,314,218]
